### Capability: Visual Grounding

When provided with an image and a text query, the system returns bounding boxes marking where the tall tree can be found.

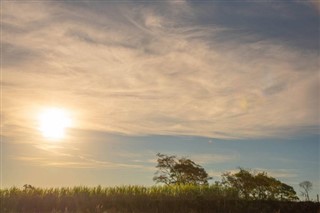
[221,168,298,201]
[299,181,312,201]
[153,153,212,185]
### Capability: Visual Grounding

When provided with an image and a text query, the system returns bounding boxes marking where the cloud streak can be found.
[210,168,298,179]
[2,1,319,140]
[12,151,154,170]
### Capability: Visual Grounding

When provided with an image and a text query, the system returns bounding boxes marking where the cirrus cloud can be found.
[2,1,319,141]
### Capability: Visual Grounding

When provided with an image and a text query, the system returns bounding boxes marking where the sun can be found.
[38,108,72,140]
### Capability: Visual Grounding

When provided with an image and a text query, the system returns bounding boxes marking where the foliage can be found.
[1,185,319,213]
[153,153,212,185]
[299,181,312,201]
[221,168,299,201]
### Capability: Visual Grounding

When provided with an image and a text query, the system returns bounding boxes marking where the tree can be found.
[299,181,312,201]
[23,184,35,191]
[221,168,298,201]
[153,153,212,185]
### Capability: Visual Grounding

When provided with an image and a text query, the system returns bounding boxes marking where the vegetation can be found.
[1,154,319,212]
[221,168,299,201]
[153,153,212,185]
[1,185,319,213]
[299,181,313,201]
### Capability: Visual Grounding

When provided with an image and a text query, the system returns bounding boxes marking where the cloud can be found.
[186,153,237,164]
[210,168,298,179]
[2,1,319,140]
[307,0,320,13]
[131,151,237,165]
[12,150,154,170]
[8,138,155,170]
[2,42,41,68]
[257,168,298,178]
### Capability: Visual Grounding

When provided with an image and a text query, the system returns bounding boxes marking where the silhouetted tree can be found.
[153,153,212,185]
[23,184,35,191]
[221,168,298,201]
[299,181,312,201]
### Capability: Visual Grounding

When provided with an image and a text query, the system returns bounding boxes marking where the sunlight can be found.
[38,108,72,140]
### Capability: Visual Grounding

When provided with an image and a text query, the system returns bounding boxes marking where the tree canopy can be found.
[153,153,212,185]
[221,168,298,201]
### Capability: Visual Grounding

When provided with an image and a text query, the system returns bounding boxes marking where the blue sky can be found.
[1,0,319,200]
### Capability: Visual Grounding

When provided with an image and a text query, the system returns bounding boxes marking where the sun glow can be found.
[38,108,72,140]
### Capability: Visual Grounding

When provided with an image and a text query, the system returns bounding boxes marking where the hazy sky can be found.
[1,0,319,199]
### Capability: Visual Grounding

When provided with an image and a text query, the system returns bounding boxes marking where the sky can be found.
[1,0,319,199]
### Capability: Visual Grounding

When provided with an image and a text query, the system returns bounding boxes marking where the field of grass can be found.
[1,185,319,213]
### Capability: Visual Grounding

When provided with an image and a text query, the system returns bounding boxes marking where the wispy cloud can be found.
[12,152,153,170]
[218,168,298,179]
[2,1,319,140]
[11,142,155,170]
[307,0,320,13]
[208,168,297,179]
[186,153,237,164]
[255,168,298,178]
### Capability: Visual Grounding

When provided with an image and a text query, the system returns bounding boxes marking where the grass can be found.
[1,185,319,213]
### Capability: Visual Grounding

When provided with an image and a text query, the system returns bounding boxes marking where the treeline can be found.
[1,153,318,212]
[1,185,319,213]
[154,154,302,201]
